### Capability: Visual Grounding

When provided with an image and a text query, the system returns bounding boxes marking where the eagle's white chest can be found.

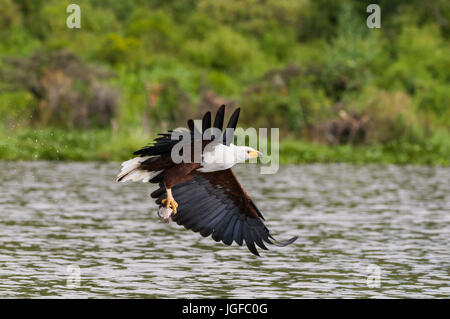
[197,143,239,173]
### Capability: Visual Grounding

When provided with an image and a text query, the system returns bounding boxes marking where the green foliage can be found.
[126,10,181,52]
[378,25,450,121]
[260,22,297,60]
[0,50,117,128]
[2,126,448,165]
[0,0,22,29]
[97,33,142,66]
[350,87,421,143]
[153,77,192,126]
[183,26,262,72]
[241,73,330,134]
[279,137,450,166]
[196,0,306,35]
[0,126,150,161]
[319,2,383,99]
[0,0,449,165]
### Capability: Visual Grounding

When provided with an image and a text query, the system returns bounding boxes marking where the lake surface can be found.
[0,162,448,298]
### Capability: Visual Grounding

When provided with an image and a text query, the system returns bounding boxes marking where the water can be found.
[0,162,448,298]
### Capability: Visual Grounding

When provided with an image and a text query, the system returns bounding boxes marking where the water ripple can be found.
[0,162,448,298]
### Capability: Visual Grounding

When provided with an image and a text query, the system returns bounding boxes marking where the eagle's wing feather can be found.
[213,105,225,131]
[151,168,297,256]
[134,105,238,157]
[202,111,212,133]
[223,108,240,145]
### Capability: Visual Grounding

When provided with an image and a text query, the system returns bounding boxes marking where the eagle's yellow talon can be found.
[162,198,178,215]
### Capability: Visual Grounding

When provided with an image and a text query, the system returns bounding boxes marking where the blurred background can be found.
[0,0,449,164]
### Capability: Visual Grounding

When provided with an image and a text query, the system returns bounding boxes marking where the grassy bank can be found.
[2,127,449,165]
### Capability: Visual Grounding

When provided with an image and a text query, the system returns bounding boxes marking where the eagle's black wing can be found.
[151,169,297,256]
[134,105,239,156]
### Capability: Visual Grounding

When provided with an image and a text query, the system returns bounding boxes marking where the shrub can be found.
[126,10,181,52]
[97,33,142,66]
[0,50,117,128]
[352,87,422,143]
[241,65,330,135]
[183,26,261,72]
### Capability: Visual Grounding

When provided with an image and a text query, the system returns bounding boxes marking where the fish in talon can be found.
[157,205,173,223]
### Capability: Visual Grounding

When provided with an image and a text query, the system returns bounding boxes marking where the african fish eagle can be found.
[117,105,297,256]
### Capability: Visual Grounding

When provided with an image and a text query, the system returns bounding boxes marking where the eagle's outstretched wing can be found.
[151,169,298,256]
[119,105,298,256]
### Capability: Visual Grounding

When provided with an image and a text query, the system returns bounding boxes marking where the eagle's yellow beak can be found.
[249,151,262,158]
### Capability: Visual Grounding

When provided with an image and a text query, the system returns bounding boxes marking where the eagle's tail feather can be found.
[117,156,162,183]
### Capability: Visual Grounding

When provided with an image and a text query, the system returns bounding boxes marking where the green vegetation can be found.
[0,0,449,165]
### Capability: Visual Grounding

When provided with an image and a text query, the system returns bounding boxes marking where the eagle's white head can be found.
[198,143,262,173]
[232,145,262,163]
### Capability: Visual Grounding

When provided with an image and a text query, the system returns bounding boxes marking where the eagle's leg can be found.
[160,165,199,215]
[162,187,178,214]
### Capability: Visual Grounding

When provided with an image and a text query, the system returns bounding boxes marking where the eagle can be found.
[117,105,297,256]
